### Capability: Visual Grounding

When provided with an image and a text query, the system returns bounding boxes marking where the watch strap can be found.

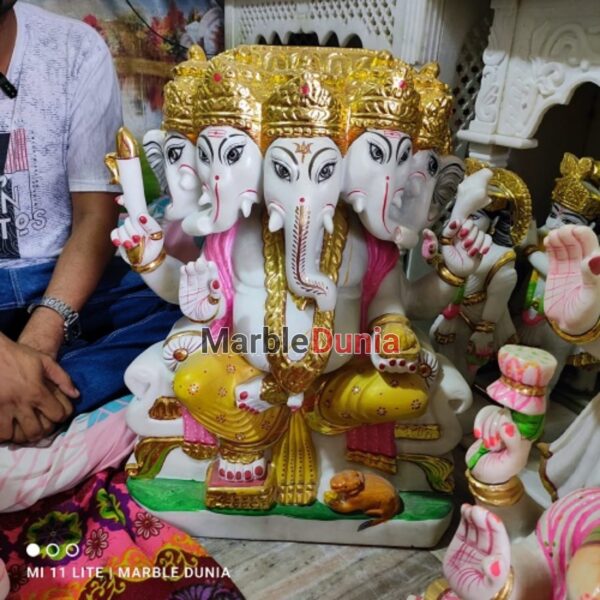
[27,296,81,343]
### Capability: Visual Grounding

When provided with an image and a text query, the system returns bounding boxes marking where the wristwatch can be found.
[27,296,82,344]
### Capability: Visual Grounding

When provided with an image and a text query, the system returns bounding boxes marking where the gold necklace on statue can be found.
[262,205,348,396]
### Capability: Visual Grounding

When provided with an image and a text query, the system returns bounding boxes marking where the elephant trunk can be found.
[283,204,337,312]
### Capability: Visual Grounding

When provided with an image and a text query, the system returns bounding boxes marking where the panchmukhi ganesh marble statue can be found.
[110,46,496,547]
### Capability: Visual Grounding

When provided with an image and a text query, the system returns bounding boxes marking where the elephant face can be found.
[391,150,464,249]
[181,125,262,236]
[342,129,413,242]
[143,130,201,222]
[264,136,343,312]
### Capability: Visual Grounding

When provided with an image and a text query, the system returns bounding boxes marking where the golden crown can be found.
[552,152,600,219]
[465,158,532,246]
[346,62,421,145]
[193,60,263,145]
[261,71,346,152]
[413,63,453,155]
[162,46,208,134]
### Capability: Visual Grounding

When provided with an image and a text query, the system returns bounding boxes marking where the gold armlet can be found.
[474,320,496,333]
[434,331,456,345]
[428,254,466,287]
[491,568,514,600]
[260,375,288,406]
[439,236,454,246]
[548,317,600,345]
[466,470,524,507]
[131,248,167,274]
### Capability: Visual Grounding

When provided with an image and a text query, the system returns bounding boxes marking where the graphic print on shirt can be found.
[0,128,41,259]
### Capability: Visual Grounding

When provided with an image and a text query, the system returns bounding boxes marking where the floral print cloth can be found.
[0,469,244,599]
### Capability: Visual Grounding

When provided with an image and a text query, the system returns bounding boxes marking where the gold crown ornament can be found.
[162,45,209,135]
[413,62,453,155]
[465,157,532,246]
[551,152,600,219]
[346,62,421,146]
[193,59,263,145]
[261,71,347,152]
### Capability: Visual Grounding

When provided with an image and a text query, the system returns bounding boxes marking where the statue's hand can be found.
[235,377,272,414]
[179,256,225,323]
[370,328,419,374]
[544,225,600,335]
[440,218,492,278]
[467,405,531,484]
[467,331,494,363]
[443,504,511,600]
[110,212,164,268]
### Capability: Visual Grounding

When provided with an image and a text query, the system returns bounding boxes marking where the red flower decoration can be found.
[84,527,109,560]
[133,512,164,540]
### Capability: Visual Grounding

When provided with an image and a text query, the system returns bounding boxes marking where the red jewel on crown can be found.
[398,79,406,89]
[213,72,223,83]
[300,83,310,96]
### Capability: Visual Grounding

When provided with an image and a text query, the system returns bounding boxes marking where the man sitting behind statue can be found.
[0,1,180,444]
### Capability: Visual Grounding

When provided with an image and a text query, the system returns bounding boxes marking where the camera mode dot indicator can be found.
[26,543,41,558]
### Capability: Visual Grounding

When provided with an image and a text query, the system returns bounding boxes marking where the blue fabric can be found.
[0,257,180,415]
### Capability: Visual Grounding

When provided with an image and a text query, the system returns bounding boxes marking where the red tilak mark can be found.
[300,83,310,95]
[299,197,305,203]
[504,423,515,437]
[112,238,121,247]
[213,72,222,82]
[381,175,391,234]
[215,175,220,181]
[589,255,600,275]
[139,215,148,224]
[490,560,501,578]
[240,391,249,400]
[212,280,220,290]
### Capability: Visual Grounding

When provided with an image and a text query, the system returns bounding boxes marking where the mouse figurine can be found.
[324,470,402,530]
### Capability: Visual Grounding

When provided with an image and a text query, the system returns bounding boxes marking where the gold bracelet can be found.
[491,568,514,600]
[367,312,411,332]
[131,248,167,274]
[548,317,600,345]
[428,254,466,287]
[466,470,524,507]
[499,375,545,397]
[474,320,496,333]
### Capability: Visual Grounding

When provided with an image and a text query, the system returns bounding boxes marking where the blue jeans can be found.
[0,257,181,415]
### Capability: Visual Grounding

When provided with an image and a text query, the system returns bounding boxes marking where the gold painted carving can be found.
[552,152,600,219]
[148,396,182,420]
[394,423,441,440]
[399,453,454,493]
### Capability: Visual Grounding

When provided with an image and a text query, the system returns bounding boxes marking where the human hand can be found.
[0,338,78,443]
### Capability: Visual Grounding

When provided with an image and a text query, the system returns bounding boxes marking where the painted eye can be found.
[166,145,183,165]
[225,144,245,166]
[197,146,210,165]
[398,141,412,164]
[369,142,384,164]
[428,154,439,176]
[272,160,291,182]
[317,161,336,183]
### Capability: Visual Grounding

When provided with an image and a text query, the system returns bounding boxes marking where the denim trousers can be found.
[0,257,181,415]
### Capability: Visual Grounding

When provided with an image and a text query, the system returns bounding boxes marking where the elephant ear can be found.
[431,157,465,226]
[142,130,168,193]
